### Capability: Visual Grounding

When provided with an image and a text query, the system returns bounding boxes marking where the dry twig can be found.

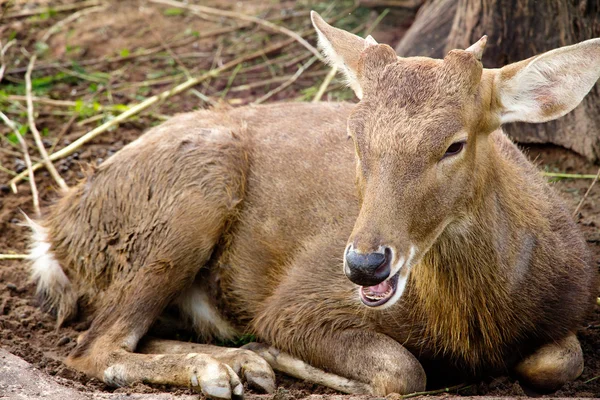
[393,383,471,399]
[364,8,391,36]
[150,0,323,61]
[25,55,69,192]
[8,36,303,187]
[6,4,361,187]
[144,15,193,79]
[281,52,313,69]
[41,4,107,43]
[572,167,600,218]
[241,51,302,74]
[55,65,108,83]
[0,39,16,83]
[0,254,29,260]
[0,163,17,177]
[76,114,105,127]
[229,70,327,93]
[359,0,423,7]
[543,172,599,179]
[0,111,40,216]
[4,0,102,19]
[253,56,319,104]
[50,115,77,154]
[4,14,307,75]
[7,95,79,108]
[189,89,217,107]
[0,131,22,151]
[312,66,338,102]
[0,147,39,160]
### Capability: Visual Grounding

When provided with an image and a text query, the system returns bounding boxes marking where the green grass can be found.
[217,334,257,348]
[0,72,81,97]
[163,7,185,16]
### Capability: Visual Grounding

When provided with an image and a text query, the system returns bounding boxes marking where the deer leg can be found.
[241,342,372,394]
[514,333,584,392]
[249,328,425,395]
[137,337,275,393]
[138,337,366,394]
[65,260,247,399]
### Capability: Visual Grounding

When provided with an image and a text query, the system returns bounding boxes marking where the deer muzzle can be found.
[344,243,416,308]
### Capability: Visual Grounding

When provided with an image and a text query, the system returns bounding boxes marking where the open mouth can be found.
[359,271,399,307]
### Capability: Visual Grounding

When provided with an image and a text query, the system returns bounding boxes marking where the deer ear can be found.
[311,11,377,99]
[493,38,600,124]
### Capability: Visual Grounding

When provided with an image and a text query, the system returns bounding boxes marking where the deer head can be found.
[311,11,600,309]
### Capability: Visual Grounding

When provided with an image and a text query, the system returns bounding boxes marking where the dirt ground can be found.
[0,1,599,399]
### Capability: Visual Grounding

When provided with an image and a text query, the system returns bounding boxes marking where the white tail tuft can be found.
[25,213,77,325]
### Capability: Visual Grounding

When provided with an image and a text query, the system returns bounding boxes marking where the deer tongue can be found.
[362,280,392,299]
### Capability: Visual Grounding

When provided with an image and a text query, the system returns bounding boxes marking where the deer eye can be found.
[442,141,466,159]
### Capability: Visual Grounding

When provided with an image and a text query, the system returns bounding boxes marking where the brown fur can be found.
[30,16,599,397]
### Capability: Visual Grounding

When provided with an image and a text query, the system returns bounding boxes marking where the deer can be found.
[27,11,599,399]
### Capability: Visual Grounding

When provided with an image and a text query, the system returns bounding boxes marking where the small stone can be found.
[0,185,10,194]
[14,159,26,173]
[57,336,70,346]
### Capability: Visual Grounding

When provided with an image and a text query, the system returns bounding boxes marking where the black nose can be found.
[344,246,391,286]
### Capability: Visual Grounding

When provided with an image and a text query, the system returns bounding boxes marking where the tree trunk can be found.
[395,0,458,58]
[396,0,600,162]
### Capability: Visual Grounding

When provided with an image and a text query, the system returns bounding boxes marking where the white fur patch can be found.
[203,361,222,381]
[190,373,200,387]
[175,285,237,341]
[200,361,233,398]
[103,364,130,387]
[122,331,143,352]
[26,216,71,308]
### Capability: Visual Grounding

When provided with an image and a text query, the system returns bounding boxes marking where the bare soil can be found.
[0,1,599,398]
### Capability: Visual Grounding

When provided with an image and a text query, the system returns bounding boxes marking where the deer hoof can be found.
[187,355,243,400]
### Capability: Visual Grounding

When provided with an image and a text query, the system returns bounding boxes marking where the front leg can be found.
[137,337,275,393]
[514,333,584,392]
[242,342,372,394]
[245,329,425,395]
[66,259,273,399]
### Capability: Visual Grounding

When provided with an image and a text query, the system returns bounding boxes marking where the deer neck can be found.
[409,136,534,368]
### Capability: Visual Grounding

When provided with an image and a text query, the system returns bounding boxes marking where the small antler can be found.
[365,35,378,49]
[465,36,488,61]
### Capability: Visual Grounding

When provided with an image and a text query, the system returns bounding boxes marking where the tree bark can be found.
[395,0,458,58]
[396,0,600,162]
